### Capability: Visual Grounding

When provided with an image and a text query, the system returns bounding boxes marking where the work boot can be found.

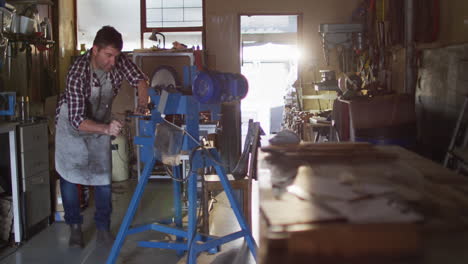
[96,229,114,247]
[69,224,84,248]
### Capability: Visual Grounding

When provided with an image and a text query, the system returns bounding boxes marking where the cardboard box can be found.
[55,179,63,212]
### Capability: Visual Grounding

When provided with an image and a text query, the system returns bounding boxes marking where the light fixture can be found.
[149,29,166,49]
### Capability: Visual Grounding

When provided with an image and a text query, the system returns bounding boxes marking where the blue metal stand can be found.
[105,147,257,264]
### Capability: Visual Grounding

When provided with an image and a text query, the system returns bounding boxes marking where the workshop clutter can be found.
[0,92,16,116]
[283,106,334,142]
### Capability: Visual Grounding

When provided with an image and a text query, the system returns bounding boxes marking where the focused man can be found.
[55,26,149,247]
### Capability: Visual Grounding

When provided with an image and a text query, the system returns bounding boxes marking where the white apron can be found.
[55,68,114,185]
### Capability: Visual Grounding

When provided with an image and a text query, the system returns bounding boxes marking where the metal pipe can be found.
[405,0,415,94]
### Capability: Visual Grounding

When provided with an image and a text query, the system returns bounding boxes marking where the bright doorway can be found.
[240,15,300,146]
[240,14,300,246]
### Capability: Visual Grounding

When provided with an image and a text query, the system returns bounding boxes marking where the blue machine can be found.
[106,67,257,264]
[192,71,248,104]
[0,92,16,116]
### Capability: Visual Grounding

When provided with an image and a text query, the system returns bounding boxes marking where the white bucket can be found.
[112,135,129,182]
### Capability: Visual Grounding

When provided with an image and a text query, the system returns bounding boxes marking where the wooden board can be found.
[261,194,344,226]
[262,142,397,160]
[258,143,468,264]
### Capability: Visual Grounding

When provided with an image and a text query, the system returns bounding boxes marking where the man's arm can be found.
[66,59,123,136]
[118,54,149,114]
[136,79,149,114]
[78,119,123,136]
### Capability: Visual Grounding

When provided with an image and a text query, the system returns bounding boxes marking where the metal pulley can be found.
[150,65,179,93]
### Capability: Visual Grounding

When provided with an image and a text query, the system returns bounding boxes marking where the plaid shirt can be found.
[56,50,148,129]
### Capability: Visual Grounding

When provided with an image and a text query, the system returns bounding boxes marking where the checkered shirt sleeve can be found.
[56,51,148,130]
[63,55,89,130]
[118,54,148,87]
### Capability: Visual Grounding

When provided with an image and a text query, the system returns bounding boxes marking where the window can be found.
[143,0,203,29]
[141,0,204,48]
[76,0,204,51]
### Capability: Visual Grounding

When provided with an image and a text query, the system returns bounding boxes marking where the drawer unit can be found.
[18,122,49,178]
[20,148,49,178]
[17,121,51,239]
[18,122,48,153]
[22,169,50,192]
[22,171,50,230]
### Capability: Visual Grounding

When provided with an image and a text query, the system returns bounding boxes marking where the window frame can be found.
[140,0,205,48]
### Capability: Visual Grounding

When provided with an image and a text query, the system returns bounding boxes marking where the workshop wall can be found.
[416,44,468,161]
[413,0,468,161]
[437,0,468,46]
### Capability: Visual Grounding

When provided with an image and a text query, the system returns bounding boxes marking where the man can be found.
[55,26,149,248]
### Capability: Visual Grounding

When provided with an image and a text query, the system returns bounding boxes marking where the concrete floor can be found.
[0,179,257,264]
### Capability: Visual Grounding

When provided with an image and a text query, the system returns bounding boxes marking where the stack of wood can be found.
[259,142,468,263]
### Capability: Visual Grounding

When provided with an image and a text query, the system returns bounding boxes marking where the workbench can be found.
[258,143,468,264]
[0,122,21,243]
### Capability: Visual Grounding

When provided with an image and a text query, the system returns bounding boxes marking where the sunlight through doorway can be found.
[240,15,300,146]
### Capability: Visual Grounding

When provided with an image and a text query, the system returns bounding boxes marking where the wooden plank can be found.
[262,143,398,162]
[260,195,344,226]
[259,144,468,263]
[376,145,468,185]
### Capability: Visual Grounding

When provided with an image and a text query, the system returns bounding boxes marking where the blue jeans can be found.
[60,176,112,230]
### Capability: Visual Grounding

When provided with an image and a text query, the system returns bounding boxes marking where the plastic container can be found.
[11,15,35,34]
[112,135,129,182]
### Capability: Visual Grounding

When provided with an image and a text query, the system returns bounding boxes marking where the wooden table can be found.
[258,143,468,264]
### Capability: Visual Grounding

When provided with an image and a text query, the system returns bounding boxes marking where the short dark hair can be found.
[93,26,123,51]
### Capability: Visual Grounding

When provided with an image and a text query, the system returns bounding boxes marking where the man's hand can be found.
[106,120,123,136]
[135,103,149,115]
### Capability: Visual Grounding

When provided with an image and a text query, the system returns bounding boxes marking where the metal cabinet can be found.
[17,121,50,238]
